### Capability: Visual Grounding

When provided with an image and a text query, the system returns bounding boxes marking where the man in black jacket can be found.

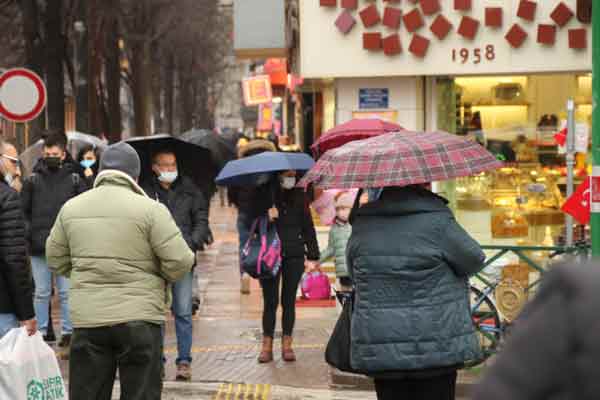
[0,138,36,338]
[142,149,210,382]
[21,132,86,347]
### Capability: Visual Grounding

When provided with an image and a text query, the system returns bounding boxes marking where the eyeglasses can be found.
[1,154,21,166]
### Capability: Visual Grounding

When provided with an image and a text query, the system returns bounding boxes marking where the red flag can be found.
[561,177,590,224]
[554,128,567,146]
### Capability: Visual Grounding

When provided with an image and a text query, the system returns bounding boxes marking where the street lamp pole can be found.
[592,4,600,257]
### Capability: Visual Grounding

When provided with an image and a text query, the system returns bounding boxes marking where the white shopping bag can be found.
[0,327,67,400]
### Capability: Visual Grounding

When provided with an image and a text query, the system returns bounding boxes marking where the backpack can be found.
[240,216,282,280]
[30,172,81,195]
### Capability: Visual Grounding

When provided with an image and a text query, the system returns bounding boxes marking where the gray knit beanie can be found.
[99,142,141,180]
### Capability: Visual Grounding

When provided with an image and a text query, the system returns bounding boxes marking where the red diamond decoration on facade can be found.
[320,0,337,7]
[537,24,556,45]
[383,34,402,56]
[363,32,383,50]
[360,4,381,28]
[551,2,574,27]
[454,0,471,11]
[403,8,424,33]
[517,0,537,22]
[336,11,356,34]
[409,34,430,58]
[341,0,358,10]
[430,15,452,40]
[485,8,503,28]
[569,28,587,49]
[420,0,441,16]
[457,16,479,40]
[383,7,402,30]
[506,24,528,48]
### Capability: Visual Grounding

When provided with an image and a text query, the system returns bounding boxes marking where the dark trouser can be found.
[260,257,304,337]
[69,321,163,400]
[374,372,457,400]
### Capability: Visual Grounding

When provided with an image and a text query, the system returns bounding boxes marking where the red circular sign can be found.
[0,68,47,123]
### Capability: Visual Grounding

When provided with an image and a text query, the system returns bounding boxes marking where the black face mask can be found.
[45,157,62,170]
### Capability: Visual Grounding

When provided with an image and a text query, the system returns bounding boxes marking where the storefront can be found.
[298,0,592,248]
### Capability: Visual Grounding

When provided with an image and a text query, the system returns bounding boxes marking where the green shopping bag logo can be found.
[27,376,65,400]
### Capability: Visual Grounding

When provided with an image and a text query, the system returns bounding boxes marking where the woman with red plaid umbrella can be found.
[300,130,502,400]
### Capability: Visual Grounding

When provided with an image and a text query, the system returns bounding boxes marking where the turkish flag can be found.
[554,128,567,146]
[561,177,590,224]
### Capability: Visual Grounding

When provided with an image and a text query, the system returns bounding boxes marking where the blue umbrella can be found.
[215,152,315,186]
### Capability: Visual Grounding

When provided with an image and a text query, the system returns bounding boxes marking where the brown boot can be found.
[258,336,274,363]
[282,336,296,362]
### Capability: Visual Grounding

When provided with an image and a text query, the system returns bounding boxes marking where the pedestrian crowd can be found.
[0,128,592,400]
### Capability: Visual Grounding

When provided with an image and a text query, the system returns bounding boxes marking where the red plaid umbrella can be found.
[311,118,403,158]
[299,131,503,190]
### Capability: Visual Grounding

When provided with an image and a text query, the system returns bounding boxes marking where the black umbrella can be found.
[126,134,217,194]
[180,129,236,170]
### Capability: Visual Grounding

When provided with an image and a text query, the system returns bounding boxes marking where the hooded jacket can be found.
[142,175,210,253]
[472,263,600,400]
[347,186,485,374]
[0,181,34,321]
[320,221,351,278]
[21,157,87,255]
[46,170,195,328]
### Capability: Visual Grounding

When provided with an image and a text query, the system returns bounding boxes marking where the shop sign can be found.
[257,102,273,131]
[352,110,398,122]
[242,75,272,106]
[359,88,389,109]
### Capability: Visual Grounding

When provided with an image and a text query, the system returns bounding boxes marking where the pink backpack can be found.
[301,271,332,300]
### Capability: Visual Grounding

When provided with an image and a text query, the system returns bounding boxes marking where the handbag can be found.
[325,291,363,374]
[241,216,282,280]
[301,271,332,300]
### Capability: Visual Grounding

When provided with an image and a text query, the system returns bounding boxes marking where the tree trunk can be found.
[19,0,45,142]
[131,40,153,136]
[104,1,122,143]
[165,53,175,135]
[75,0,89,133]
[178,70,194,132]
[87,0,103,135]
[45,0,66,133]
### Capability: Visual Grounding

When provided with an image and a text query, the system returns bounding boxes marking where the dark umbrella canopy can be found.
[180,129,236,170]
[126,134,217,194]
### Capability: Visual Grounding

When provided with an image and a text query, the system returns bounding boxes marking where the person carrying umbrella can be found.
[216,151,320,363]
[300,130,502,400]
[76,144,101,189]
[140,147,210,382]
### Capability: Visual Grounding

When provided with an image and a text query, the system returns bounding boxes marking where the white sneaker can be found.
[241,273,251,294]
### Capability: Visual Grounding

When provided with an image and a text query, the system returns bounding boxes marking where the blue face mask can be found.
[80,159,96,169]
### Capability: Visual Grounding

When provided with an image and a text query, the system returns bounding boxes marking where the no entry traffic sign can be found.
[0,68,47,123]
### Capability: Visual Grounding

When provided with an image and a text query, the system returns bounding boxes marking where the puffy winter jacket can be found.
[0,182,34,321]
[275,188,320,261]
[21,158,86,255]
[347,186,485,374]
[472,263,600,400]
[320,221,351,278]
[142,176,210,252]
[46,170,195,328]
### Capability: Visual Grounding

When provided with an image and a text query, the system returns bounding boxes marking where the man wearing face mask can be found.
[141,149,210,381]
[0,140,23,192]
[21,131,86,347]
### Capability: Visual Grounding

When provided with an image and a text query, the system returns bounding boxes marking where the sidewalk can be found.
[51,201,478,398]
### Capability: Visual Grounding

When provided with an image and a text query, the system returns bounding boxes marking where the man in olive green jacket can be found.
[46,142,195,400]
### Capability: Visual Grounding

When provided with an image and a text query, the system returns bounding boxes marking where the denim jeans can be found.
[0,314,18,339]
[31,255,72,336]
[169,270,193,365]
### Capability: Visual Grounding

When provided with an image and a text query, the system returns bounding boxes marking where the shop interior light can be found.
[272,97,283,104]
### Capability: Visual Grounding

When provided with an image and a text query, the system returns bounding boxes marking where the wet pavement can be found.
[48,201,474,399]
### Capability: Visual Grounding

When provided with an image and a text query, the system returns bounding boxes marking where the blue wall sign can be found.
[359,88,389,109]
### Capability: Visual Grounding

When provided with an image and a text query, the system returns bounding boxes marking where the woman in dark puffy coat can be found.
[347,185,485,400]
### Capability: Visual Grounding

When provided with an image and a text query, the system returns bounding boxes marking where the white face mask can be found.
[280,176,296,190]
[158,170,178,184]
[4,173,13,186]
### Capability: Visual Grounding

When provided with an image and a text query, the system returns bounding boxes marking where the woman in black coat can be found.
[76,144,100,188]
[256,169,320,364]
